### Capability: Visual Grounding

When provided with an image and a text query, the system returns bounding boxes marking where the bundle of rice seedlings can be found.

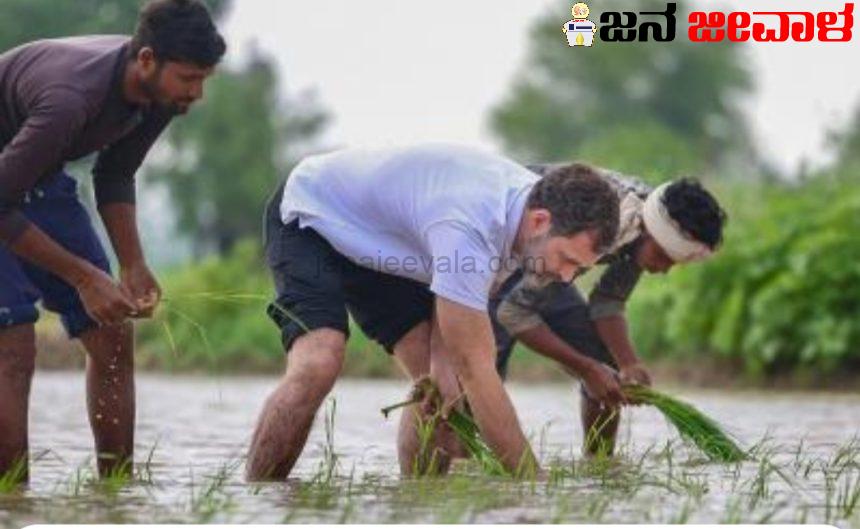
[443,407,509,476]
[623,385,746,463]
[381,378,508,476]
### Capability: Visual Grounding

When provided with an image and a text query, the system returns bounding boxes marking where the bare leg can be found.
[0,325,37,484]
[246,329,345,481]
[78,322,135,477]
[580,389,620,458]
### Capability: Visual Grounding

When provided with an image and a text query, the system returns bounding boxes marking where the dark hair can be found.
[130,0,226,67]
[662,178,727,249]
[526,163,619,253]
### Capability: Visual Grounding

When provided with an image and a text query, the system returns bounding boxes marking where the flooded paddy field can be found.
[1,372,858,526]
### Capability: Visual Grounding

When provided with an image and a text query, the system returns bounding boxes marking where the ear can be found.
[136,47,158,73]
[528,208,553,236]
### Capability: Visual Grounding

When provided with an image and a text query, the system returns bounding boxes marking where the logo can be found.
[563,3,598,47]
[563,2,854,45]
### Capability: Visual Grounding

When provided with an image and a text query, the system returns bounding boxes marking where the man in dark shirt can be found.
[0,0,225,482]
[490,164,727,457]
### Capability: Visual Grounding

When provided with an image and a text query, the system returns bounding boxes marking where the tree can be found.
[0,0,229,52]
[147,52,329,256]
[829,102,860,174]
[490,0,756,175]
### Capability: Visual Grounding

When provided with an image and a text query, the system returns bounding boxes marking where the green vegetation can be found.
[135,241,396,376]
[624,385,746,462]
[3,426,860,524]
[627,176,860,377]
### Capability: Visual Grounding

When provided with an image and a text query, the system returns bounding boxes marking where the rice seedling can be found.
[0,457,28,493]
[411,411,445,476]
[623,385,746,463]
[310,399,340,486]
[668,497,697,523]
[382,377,509,477]
[136,442,160,486]
[94,459,134,495]
[720,495,745,523]
[837,471,860,519]
[188,460,240,522]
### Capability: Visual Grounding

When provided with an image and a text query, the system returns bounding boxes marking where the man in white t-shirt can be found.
[246,143,620,480]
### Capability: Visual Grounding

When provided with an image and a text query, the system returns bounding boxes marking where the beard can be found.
[139,71,186,116]
[518,233,553,279]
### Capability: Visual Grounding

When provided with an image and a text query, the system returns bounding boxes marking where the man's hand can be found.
[619,361,652,405]
[120,262,162,318]
[74,266,138,326]
[581,361,626,408]
[619,361,652,387]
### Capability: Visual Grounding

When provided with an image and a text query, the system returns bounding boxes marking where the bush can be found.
[137,240,399,376]
[628,176,860,376]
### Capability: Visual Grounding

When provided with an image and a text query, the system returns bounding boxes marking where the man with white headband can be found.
[490,163,727,457]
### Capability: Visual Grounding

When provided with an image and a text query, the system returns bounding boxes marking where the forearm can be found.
[435,298,537,474]
[9,224,96,287]
[98,203,145,268]
[594,314,640,367]
[517,325,602,379]
[459,358,535,473]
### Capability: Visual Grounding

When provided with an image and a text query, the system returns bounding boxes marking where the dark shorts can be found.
[263,183,434,353]
[0,171,111,338]
[490,270,616,379]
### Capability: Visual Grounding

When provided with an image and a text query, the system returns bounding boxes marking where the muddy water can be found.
[1,372,859,526]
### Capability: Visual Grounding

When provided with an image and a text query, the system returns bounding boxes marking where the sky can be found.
[220,0,860,176]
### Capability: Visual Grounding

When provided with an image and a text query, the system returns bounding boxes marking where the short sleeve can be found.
[494,273,549,335]
[588,257,643,319]
[424,222,498,311]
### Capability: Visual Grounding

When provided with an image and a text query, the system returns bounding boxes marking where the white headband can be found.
[642,183,713,263]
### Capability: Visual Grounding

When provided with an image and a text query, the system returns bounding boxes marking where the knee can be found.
[286,330,345,395]
[82,322,134,370]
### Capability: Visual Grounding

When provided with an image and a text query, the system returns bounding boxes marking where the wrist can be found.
[578,358,603,379]
[66,260,101,289]
[120,258,148,272]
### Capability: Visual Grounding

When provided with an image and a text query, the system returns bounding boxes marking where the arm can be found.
[10,226,136,326]
[0,88,88,247]
[494,276,624,404]
[589,254,651,386]
[517,324,625,405]
[423,223,538,475]
[435,297,538,475]
[0,89,136,324]
[93,110,172,317]
[593,313,651,385]
[99,203,161,317]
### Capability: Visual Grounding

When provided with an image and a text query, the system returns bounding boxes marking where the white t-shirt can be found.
[280,143,537,311]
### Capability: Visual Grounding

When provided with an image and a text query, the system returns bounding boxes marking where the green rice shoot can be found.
[381,378,508,477]
[623,385,747,463]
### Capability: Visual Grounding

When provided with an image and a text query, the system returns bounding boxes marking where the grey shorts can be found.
[489,270,616,379]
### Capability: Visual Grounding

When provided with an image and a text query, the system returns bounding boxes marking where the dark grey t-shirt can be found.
[494,164,650,336]
[0,35,173,243]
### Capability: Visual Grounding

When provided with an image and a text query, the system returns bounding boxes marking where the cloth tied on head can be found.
[642,182,713,263]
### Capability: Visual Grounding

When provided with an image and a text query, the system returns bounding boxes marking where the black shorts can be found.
[489,270,616,379]
[263,184,434,353]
